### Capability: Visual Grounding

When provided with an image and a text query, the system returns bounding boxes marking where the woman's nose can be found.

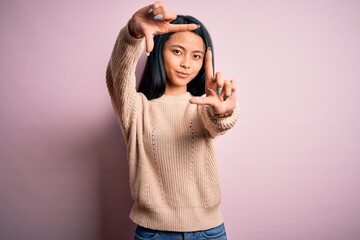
[180,57,190,69]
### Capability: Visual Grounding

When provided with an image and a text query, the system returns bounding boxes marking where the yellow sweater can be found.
[106,24,240,232]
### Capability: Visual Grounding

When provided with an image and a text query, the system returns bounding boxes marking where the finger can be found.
[223,80,232,100]
[229,88,237,100]
[168,23,198,32]
[146,1,158,14]
[151,6,164,16]
[226,81,238,102]
[144,32,155,55]
[215,71,224,95]
[151,10,176,21]
[205,48,214,80]
[148,2,167,20]
[148,1,161,10]
[190,96,217,108]
[230,79,236,94]
[152,9,168,20]
[160,10,177,21]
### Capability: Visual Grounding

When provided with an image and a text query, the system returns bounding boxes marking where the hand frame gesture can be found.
[190,48,237,115]
[129,1,198,54]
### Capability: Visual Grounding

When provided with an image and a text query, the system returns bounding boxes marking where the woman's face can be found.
[162,31,205,95]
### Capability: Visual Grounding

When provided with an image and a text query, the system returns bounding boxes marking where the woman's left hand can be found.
[129,1,198,54]
[190,48,237,114]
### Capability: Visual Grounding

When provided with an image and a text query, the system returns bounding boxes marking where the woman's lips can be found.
[176,71,190,78]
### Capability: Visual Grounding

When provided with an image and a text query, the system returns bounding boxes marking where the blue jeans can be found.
[134,223,227,240]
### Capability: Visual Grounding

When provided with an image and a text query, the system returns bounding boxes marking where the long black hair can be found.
[137,15,214,100]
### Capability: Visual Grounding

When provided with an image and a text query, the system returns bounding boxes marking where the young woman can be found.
[106,1,239,239]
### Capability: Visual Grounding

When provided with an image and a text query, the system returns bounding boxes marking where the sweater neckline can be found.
[152,92,192,103]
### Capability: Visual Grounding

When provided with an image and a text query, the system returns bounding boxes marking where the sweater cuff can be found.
[124,20,145,43]
[121,20,145,45]
[107,21,145,80]
[200,103,240,138]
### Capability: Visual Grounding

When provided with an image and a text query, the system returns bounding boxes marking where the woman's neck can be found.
[164,85,187,96]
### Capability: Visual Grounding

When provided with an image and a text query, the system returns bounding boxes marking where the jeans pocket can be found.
[201,223,226,239]
[134,225,158,240]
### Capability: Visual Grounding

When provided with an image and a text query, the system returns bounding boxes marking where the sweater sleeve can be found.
[198,102,240,138]
[105,23,145,135]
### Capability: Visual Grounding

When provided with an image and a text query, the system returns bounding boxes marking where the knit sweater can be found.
[106,24,240,232]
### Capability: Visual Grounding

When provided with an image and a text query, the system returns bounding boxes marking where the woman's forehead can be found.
[165,31,205,51]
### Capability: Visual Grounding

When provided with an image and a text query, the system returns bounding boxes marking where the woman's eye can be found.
[173,50,181,55]
[193,54,202,59]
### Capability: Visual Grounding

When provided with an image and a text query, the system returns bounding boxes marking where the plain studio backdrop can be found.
[1,0,359,239]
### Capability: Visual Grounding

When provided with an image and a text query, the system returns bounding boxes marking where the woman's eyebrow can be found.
[193,50,205,54]
[170,44,205,54]
[170,44,185,49]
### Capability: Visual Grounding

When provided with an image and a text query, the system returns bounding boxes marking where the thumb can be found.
[144,32,154,55]
[190,96,216,107]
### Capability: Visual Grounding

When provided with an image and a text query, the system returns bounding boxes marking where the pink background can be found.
[1,0,360,239]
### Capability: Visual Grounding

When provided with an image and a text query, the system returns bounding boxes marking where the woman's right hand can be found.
[128,1,198,54]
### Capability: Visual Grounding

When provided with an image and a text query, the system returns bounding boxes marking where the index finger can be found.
[205,47,214,79]
[168,23,198,32]
[163,11,198,32]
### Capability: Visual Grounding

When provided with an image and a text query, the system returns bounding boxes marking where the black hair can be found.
[137,15,214,100]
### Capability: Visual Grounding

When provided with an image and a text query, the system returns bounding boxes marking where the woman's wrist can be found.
[213,109,234,118]
[128,18,143,39]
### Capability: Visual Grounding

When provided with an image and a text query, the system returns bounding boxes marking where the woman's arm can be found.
[106,23,144,134]
[198,103,240,138]
[106,2,198,134]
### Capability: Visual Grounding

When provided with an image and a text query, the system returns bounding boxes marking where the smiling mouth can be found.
[176,71,190,78]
